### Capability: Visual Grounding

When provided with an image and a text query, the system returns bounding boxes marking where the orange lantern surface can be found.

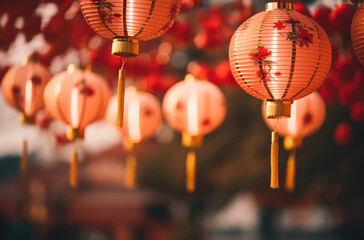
[44,65,111,187]
[106,87,162,188]
[2,61,51,172]
[263,91,326,191]
[351,4,364,66]
[79,0,181,127]
[162,74,227,192]
[229,2,331,189]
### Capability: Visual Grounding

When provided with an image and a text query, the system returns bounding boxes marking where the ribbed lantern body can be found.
[229,7,331,101]
[79,0,181,41]
[2,62,51,118]
[351,4,364,66]
[264,92,325,138]
[162,79,227,136]
[44,67,110,130]
[106,88,162,143]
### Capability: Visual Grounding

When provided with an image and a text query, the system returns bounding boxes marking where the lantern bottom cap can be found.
[182,133,203,149]
[66,125,85,141]
[284,136,302,150]
[20,113,35,124]
[265,100,292,119]
[112,38,139,58]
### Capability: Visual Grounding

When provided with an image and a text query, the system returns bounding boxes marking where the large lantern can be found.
[263,92,325,191]
[229,2,331,188]
[1,61,51,172]
[163,74,227,192]
[44,65,111,187]
[351,4,364,66]
[79,0,181,127]
[105,87,162,189]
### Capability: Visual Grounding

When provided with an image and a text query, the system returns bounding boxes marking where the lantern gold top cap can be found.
[266,2,294,11]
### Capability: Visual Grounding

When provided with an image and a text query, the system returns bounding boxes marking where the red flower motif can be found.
[275,72,281,76]
[83,86,95,96]
[12,85,21,95]
[273,21,285,30]
[249,46,272,62]
[257,69,271,81]
[298,28,313,47]
[175,101,183,110]
[113,13,121,18]
[144,107,153,117]
[202,118,210,126]
[31,75,42,85]
[303,112,313,125]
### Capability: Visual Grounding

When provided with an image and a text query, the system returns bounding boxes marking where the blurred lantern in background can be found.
[1,61,51,173]
[351,3,364,66]
[263,92,326,192]
[229,2,331,189]
[78,0,181,127]
[105,88,162,189]
[162,74,227,192]
[44,65,111,188]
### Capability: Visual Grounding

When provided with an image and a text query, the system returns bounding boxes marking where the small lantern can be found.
[162,74,227,192]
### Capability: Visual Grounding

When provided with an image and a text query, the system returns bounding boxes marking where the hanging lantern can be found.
[44,65,111,188]
[105,87,162,189]
[79,0,181,127]
[162,74,227,192]
[1,61,51,173]
[263,91,325,192]
[351,3,364,66]
[229,2,331,189]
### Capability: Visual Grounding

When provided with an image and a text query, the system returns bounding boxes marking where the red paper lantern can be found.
[2,61,51,173]
[351,3,364,66]
[79,0,181,127]
[229,2,331,189]
[44,65,111,187]
[263,92,325,191]
[162,74,227,192]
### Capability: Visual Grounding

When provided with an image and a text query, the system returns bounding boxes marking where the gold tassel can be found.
[285,149,296,192]
[70,150,78,188]
[21,139,27,173]
[117,68,125,127]
[125,154,137,189]
[270,131,279,189]
[186,151,196,193]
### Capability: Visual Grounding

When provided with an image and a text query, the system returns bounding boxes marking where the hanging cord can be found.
[124,154,137,189]
[70,140,78,188]
[117,58,128,127]
[270,119,279,189]
[186,150,196,193]
[285,148,296,192]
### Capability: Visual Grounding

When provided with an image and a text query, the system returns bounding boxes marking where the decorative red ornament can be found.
[330,3,355,35]
[263,92,325,192]
[334,122,352,146]
[229,2,331,189]
[312,5,333,34]
[44,65,111,188]
[351,101,364,123]
[352,3,364,66]
[2,61,51,173]
[163,74,227,192]
[79,0,181,127]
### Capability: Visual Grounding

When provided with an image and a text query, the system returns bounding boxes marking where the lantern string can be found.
[186,150,196,193]
[70,141,78,188]
[125,154,137,189]
[270,118,279,189]
[285,149,296,192]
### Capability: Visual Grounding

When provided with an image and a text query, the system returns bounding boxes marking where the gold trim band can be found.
[265,100,292,118]
[112,38,139,57]
[266,2,294,11]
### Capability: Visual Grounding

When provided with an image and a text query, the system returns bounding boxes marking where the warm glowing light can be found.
[25,80,33,115]
[187,87,199,135]
[128,97,141,143]
[71,87,79,128]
